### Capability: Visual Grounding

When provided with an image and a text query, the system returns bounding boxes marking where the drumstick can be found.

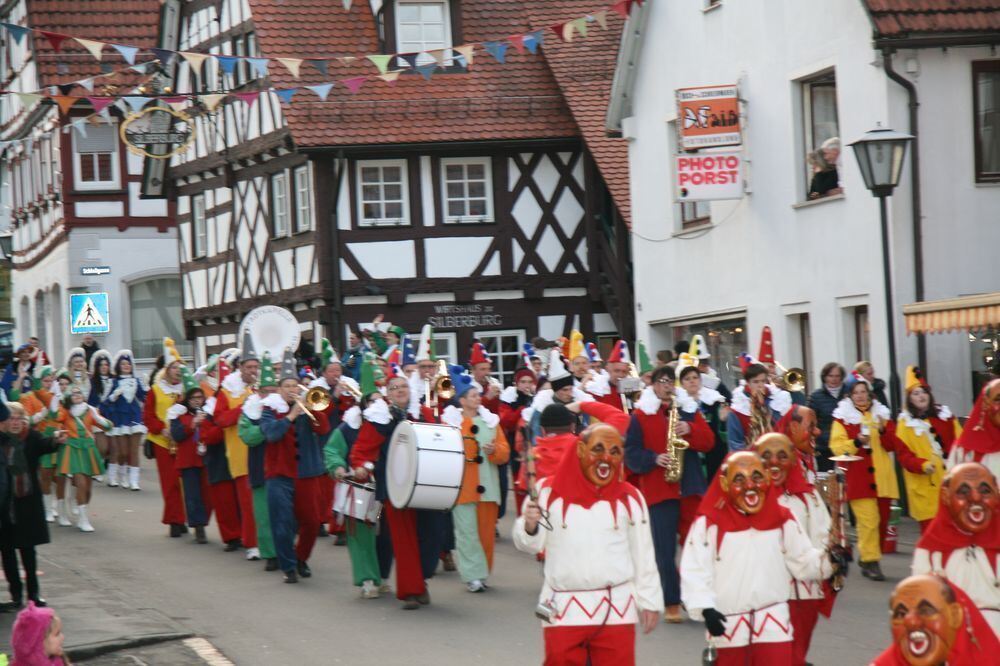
[523,423,552,531]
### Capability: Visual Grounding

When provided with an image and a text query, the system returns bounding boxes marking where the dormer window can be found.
[393,1,452,65]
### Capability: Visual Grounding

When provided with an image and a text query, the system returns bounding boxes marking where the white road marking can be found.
[183,637,235,665]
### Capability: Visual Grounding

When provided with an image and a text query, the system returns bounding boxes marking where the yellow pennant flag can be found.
[199,93,226,112]
[562,22,576,42]
[592,11,608,30]
[453,44,475,67]
[75,38,105,61]
[379,71,401,84]
[180,52,210,73]
[276,57,303,78]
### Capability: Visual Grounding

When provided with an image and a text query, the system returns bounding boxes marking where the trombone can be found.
[295,384,332,425]
[774,362,806,393]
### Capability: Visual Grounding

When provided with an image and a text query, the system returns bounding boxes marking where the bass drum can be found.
[387,421,465,510]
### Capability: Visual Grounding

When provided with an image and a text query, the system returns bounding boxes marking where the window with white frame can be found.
[293,165,313,232]
[357,160,408,227]
[192,194,207,258]
[73,123,120,190]
[474,329,527,386]
[271,171,290,237]
[395,1,451,66]
[431,332,457,364]
[801,72,842,200]
[441,158,493,223]
[40,136,51,194]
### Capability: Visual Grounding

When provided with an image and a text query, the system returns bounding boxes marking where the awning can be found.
[903,292,1000,334]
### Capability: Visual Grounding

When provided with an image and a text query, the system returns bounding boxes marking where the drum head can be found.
[387,421,418,509]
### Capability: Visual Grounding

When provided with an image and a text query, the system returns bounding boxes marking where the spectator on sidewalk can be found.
[10,601,67,664]
[854,361,888,408]
[80,335,101,368]
[807,362,847,471]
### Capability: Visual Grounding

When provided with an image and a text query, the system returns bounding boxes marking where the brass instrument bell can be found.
[775,362,806,393]
[433,359,455,401]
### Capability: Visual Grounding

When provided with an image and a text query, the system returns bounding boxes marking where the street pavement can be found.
[0,461,912,665]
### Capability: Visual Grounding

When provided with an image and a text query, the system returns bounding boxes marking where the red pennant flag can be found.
[508,34,526,54]
[53,95,78,115]
[38,30,69,52]
[86,97,114,114]
[161,96,188,104]
[233,91,259,107]
[343,76,366,94]
[550,23,567,42]
[612,0,637,18]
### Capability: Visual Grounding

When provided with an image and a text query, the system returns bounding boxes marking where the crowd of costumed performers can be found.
[3,318,1000,666]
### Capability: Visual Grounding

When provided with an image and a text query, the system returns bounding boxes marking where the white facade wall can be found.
[622,0,1000,410]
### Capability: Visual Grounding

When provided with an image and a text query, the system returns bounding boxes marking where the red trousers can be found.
[234,475,257,548]
[789,599,822,666]
[543,624,635,666]
[323,476,342,534]
[385,504,426,600]
[717,641,793,665]
[209,479,242,543]
[293,476,324,563]
[153,445,186,525]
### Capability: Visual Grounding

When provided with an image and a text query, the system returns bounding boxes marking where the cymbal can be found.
[830,455,863,462]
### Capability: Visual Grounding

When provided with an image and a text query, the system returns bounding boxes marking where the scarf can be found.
[952,386,1000,456]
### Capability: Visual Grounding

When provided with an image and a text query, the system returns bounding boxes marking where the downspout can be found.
[881,49,926,371]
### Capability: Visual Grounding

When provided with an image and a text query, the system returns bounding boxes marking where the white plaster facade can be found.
[611,0,1000,410]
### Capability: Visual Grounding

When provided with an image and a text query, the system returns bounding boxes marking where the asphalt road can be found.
[37,462,908,665]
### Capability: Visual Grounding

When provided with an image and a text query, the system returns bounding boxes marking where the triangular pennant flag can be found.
[274,88,296,104]
[180,51,210,72]
[338,56,357,64]
[111,43,139,64]
[415,63,436,80]
[276,58,303,78]
[343,76,366,94]
[199,93,227,111]
[3,23,29,45]
[573,17,589,38]
[247,58,269,78]
[429,49,446,66]
[98,107,113,122]
[15,92,41,107]
[366,54,393,75]
[77,77,95,93]
[151,48,175,66]
[38,30,69,52]
[216,55,239,75]
[123,96,149,113]
[310,59,329,76]
[507,35,526,55]
[483,41,508,64]
[57,83,76,96]
[167,101,187,113]
[88,114,105,126]
[524,30,544,54]
[612,0,633,18]
[397,53,417,69]
[75,38,105,61]
[378,71,401,85]
[592,10,609,30]
[53,95,78,115]
[162,95,187,104]
[233,91,259,107]
[72,119,88,138]
[87,97,114,114]
[342,0,352,8]
[130,62,151,74]
[306,83,333,100]
[453,44,475,67]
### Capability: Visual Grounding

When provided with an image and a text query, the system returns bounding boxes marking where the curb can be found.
[66,631,195,661]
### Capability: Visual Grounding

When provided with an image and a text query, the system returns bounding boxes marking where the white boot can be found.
[57,500,72,526]
[43,495,55,523]
[68,494,78,516]
[129,466,141,491]
[119,465,131,489]
[106,463,120,487]
[77,505,94,532]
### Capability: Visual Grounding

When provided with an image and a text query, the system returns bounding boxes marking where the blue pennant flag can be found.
[523,30,544,54]
[247,58,269,78]
[151,48,175,67]
[216,55,239,75]
[307,83,333,100]
[2,23,29,45]
[399,54,419,69]
[483,41,508,64]
[310,59,328,76]
[111,43,139,64]
[122,96,149,113]
[275,88,297,104]
[416,63,437,80]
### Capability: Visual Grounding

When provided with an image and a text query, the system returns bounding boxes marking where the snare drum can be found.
[387,421,465,510]
[333,479,382,524]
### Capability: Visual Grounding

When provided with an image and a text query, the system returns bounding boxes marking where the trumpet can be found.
[774,362,806,393]
[336,381,362,401]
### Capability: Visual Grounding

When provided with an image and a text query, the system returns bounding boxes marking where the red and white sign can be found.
[675,152,743,201]
[676,84,741,149]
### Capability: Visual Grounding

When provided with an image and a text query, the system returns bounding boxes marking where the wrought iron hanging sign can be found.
[119,106,195,159]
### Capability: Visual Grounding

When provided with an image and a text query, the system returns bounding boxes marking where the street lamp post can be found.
[849,125,914,413]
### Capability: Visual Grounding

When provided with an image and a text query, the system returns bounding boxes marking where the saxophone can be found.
[663,398,690,483]
[748,390,773,445]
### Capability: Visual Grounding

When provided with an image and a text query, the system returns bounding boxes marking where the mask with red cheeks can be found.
[942,463,998,535]
[985,379,1000,429]
[720,452,769,514]
[889,575,963,666]
[787,407,820,455]
[577,425,624,488]
[755,433,795,486]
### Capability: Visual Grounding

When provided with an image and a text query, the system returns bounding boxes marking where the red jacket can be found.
[260,408,331,480]
[593,385,628,413]
[171,412,223,470]
[625,406,715,505]
[476,379,501,415]
[143,390,165,436]
[834,420,926,501]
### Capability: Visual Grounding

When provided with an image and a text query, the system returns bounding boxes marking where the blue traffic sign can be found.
[70,292,110,335]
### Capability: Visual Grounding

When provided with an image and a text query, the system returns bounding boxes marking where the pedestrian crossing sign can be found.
[70,292,110,334]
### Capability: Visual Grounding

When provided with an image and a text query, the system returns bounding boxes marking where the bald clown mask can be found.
[941,463,998,535]
[786,406,821,456]
[576,424,624,488]
[719,451,769,514]
[755,433,796,486]
[889,575,963,666]
[984,379,1000,429]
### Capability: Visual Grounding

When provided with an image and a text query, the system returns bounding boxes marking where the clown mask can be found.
[720,452,769,514]
[787,407,820,455]
[985,379,1000,429]
[576,424,624,488]
[942,463,998,535]
[889,575,963,666]
[755,433,796,486]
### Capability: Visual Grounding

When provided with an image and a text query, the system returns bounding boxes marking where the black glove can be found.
[829,545,851,578]
[143,439,154,460]
[702,608,727,637]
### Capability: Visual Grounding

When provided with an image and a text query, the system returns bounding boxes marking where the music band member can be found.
[350,374,442,610]
[442,372,510,593]
[625,365,714,623]
[948,378,1000,481]
[513,423,663,666]
[727,362,792,452]
[211,333,261,556]
[142,338,187,538]
[681,451,844,665]
[756,433,832,665]
[911,462,1000,634]
[259,350,332,584]
[469,342,501,415]
[585,340,630,414]
[869,574,1000,665]
[831,373,927,581]
[500,367,536,514]
[526,350,590,443]
[677,361,728,483]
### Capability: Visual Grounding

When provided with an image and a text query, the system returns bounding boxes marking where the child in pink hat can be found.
[10,601,67,665]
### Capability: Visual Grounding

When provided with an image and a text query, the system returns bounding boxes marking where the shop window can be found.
[129,277,190,360]
[680,201,710,229]
[670,316,746,390]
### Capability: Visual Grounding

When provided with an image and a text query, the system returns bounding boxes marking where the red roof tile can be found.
[861,0,1000,38]
[25,0,162,90]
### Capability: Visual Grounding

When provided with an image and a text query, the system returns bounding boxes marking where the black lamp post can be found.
[849,125,914,413]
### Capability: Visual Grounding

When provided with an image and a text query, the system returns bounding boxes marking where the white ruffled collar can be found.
[635,386,699,416]
[584,373,612,397]
[441,405,500,429]
[898,405,953,434]
[242,394,263,420]
[222,373,249,396]
[70,403,89,418]
[499,385,519,405]
[166,403,189,421]
[832,397,890,425]
[309,376,331,390]
[730,384,792,417]
[696,386,725,406]
[261,393,290,415]
[343,405,362,430]
[363,399,391,425]
[157,378,183,396]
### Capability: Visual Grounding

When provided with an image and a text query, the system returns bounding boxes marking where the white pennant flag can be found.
[75,38,105,61]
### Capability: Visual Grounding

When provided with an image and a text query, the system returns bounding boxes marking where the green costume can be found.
[239,408,276,561]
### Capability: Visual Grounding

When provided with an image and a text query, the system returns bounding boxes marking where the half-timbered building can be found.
[156,0,634,380]
[1,0,183,365]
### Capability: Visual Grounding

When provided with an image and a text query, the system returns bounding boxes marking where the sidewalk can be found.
[0,549,192,661]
